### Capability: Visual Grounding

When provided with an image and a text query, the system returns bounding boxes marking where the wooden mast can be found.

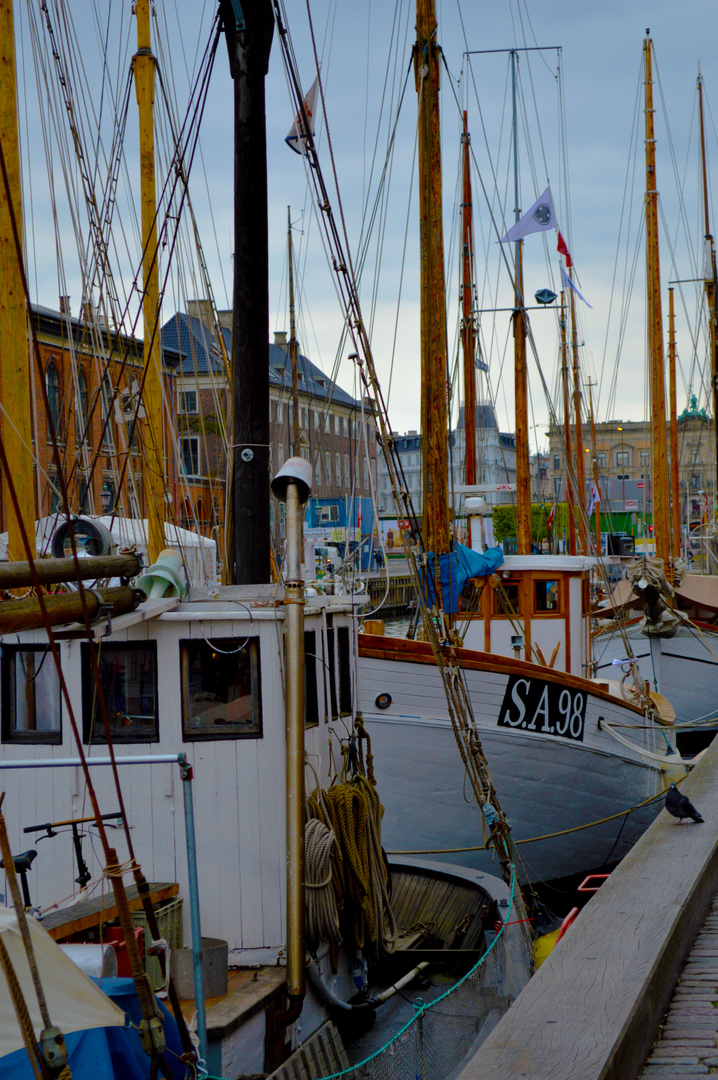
[511,52,531,554]
[133,0,165,564]
[560,294,577,554]
[221,0,273,584]
[460,112,477,486]
[587,380,602,553]
[569,281,587,552]
[644,35,670,563]
[0,0,35,559]
[667,287,681,556]
[287,206,300,458]
[698,72,718,499]
[415,0,450,559]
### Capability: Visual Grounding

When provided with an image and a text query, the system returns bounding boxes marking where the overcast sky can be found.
[15,0,718,456]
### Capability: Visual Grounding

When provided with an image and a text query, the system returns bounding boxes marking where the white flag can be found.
[560,265,592,308]
[587,482,601,518]
[286,75,320,156]
[499,186,556,243]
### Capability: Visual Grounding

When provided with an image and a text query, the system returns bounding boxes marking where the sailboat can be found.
[0,0,529,1076]
[357,25,690,884]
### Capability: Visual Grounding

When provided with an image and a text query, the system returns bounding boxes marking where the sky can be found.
[13,0,718,460]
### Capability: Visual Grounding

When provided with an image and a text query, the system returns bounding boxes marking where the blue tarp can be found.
[2,978,187,1080]
[422,542,504,614]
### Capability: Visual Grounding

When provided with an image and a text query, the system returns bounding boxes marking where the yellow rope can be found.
[387,790,667,853]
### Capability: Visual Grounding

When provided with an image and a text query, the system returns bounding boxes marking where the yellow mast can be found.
[667,287,681,557]
[0,0,35,559]
[415,0,450,561]
[698,72,718,510]
[133,0,164,563]
[644,35,670,563]
[587,379,602,554]
[560,294,577,554]
[569,280,587,552]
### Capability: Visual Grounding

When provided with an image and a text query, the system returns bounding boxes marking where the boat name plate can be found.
[497,676,586,742]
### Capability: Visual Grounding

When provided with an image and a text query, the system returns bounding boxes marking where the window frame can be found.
[82,641,159,744]
[178,389,198,415]
[181,436,201,478]
[180,637,262,741]
[2,645,62,745]
[493,578,521,618]
[533,577,562,616]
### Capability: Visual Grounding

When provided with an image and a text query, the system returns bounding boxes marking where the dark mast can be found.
[220,0,274,584]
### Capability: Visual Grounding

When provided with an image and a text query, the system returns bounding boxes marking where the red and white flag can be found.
[557,229,573,267]
[286,75,320,156]
[547,498,556,531]
[499,186,556,244]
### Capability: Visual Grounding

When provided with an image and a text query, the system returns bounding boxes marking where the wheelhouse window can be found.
[494,580,520,616]
[82,642,158,743]
[2,646,61,744]
[535,579,560,613]
[181,638,261,739]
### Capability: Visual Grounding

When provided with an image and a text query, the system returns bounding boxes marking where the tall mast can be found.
[587,380,602,554]
[0,0,35,559]
[133,0,165,564]
[560,293,577,554]
[511,51,531,553]
[460,112,477,486]
[569,281,587,552]
[644,35,670,562]
[221,0,273,584]
[287,206,300,458]
[698,72,718,487]
[415,0,450,558]
[667,287,681,556]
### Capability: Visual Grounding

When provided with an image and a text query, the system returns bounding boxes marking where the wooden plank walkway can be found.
[456,733,718,1080]
[638,895,718,1080]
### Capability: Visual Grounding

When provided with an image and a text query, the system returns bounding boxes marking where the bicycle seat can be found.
[0,850,37,875]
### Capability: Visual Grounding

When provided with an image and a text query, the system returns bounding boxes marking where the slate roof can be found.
[161,311,359,408]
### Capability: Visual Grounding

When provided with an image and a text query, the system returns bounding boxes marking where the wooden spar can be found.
[460,112,477,486]
[222,0,273,585]
[668,288,681,557]
[560,294,577,555]
[510,52,531,554]
[587,380,602,554]
[0,553,142,591]
[569,279,587,553]
[698,73,718,494]
[415,0,450,562]
[287,206,300,458]
[644,37,670,563]
[0,0,35,560]
[0,586,142,634]
[133,0,165,565]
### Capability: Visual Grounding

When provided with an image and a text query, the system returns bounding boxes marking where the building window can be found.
[181,638,262,740]
[690,449,702,464]
[101,376,113,449]
[597,452,607,468]
[553,455,560,471]
[2,646,61,744]
[82,642,158,743]
[344,453,350,485]
[334,415,340,435]
[324,451,332,488]
[325,413,331,434]
[640,451,650,466]
[692,473,702,490]
[46,362,62,439]
[75,371,89,444]
[181,437,201,477]
[179,390,198,414]
[343,416,349,437]
[314,408,320,429]
[335,452,341,485]
[616,451,630,466]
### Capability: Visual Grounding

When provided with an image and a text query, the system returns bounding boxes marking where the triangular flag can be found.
[286,75,320,157]
[560,265,592,308]
[557,229,573,268]
[499,186,556,243]
[547,498,556,530]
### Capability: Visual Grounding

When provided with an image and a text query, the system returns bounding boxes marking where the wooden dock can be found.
[455,735,718,1080]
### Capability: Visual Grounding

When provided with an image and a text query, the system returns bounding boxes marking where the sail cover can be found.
[422,542,504,614]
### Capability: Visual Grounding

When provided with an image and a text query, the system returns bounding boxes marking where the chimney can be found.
[274,330,288,349]
[59,295,70,316]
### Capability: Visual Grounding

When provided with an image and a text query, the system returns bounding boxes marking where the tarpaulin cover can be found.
[2,978,187,1079]
[422,543,504,613]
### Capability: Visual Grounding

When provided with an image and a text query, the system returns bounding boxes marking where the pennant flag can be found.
[557,229,573,267]
[547,498,556,531]
[560,265,592,308]
[286,75,320,156]
[499,186,556,243]
[587,482,601,518]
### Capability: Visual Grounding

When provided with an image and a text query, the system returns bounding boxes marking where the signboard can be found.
[624,500,638,510]
[497,675,586,742]
[637,482,644,490]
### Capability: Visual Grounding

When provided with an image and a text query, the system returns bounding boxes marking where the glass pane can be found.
[535,579,559,612]
[181,638,261,739]
[84,644,158,742]
[6,649,61,739]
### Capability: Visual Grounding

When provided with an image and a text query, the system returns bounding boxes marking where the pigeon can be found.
[665,782,704,824]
